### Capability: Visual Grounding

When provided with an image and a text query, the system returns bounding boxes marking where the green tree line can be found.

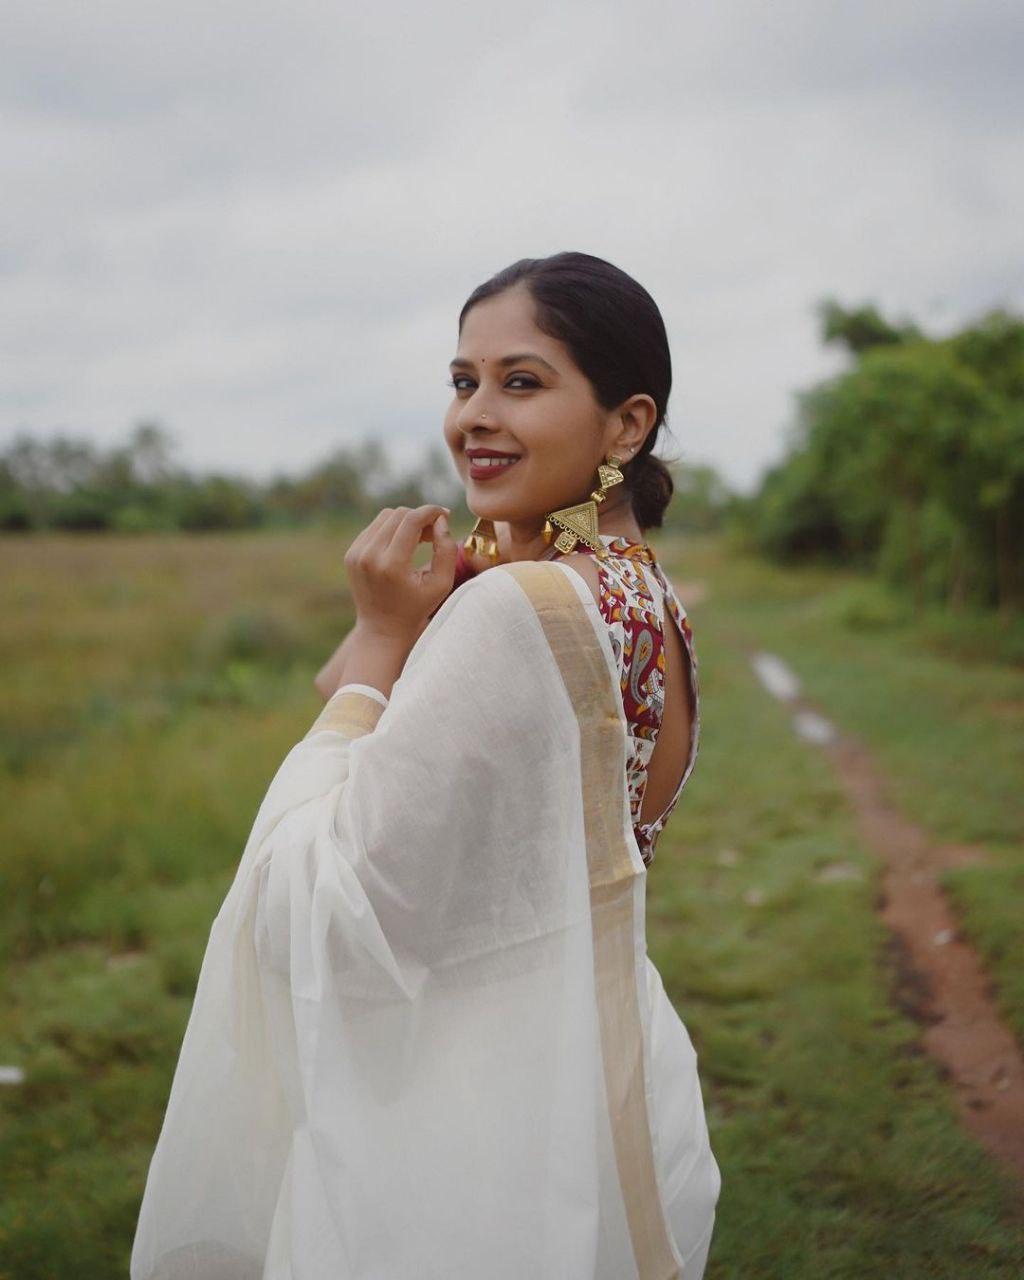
[0,425,463,534]
[0,422,732,537]
[736,301,1024,615]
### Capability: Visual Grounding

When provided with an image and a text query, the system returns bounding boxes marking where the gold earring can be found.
[463,516,499,563]
[543,454,624,556]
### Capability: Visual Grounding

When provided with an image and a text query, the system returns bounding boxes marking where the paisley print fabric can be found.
[572,534,701,867]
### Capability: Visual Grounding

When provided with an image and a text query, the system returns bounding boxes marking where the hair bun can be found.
[625,452,674,529]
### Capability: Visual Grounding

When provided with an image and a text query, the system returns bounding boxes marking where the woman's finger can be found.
[345,507,398,561]
[353,508,408,562]
[420,511,458,595]
[385,505,451,565]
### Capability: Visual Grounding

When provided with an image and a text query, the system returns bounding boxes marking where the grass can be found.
[668,532,1024,1047]
[0,529,1021,1277]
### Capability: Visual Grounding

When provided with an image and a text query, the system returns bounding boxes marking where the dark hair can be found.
[457,251,676,529]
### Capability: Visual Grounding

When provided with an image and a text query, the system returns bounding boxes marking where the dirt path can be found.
[828,733,1024,1184]
[745,643,1024,1188]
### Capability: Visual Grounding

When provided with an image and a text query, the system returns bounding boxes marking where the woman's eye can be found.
[447,374,538,392]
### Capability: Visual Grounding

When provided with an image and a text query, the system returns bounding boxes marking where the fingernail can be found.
[437,514,448,533]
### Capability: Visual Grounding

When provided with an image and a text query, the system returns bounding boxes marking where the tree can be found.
[747,299,1024,613]
[817,297,922,356]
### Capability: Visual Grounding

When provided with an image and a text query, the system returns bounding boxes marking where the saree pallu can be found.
[131,560,720,1280]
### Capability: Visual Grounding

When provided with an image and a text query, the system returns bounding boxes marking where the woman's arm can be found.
[330,624,414,702]
[314,629,356,702]
[315,624,423,704]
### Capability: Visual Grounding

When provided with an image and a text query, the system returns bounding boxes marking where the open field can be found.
[1,530,1022,1277]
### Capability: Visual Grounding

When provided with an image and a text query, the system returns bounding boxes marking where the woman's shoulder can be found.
[433,554,615,651]
[549,553,601,605]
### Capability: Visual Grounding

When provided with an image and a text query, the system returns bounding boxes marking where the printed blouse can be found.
[570,533,700,866]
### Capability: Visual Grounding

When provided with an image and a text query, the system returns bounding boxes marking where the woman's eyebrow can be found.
[449,352,559,376]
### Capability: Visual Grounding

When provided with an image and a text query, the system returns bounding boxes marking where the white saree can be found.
[131,559,720,1280]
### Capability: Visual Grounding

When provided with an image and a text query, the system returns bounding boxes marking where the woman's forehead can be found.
[456,289,563,364]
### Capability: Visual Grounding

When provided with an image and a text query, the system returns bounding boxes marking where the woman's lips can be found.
[467,456,522,481]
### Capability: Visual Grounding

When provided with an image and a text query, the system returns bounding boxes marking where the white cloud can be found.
[2,0,1022,495]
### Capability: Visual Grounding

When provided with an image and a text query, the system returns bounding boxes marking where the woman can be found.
[131,252,721,1279]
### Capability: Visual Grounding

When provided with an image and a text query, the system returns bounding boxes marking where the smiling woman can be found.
[131,252,720,1280]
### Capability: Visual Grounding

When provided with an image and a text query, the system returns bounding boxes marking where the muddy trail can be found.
[735,632,1024,1189]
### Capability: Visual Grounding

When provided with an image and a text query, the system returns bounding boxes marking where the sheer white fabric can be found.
[130,561,720,1279]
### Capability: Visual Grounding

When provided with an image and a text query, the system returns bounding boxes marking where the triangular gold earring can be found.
[543,454,624,555]
[463,516,499,562]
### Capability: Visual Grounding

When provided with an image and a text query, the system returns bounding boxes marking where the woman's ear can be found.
[609,393,657,458]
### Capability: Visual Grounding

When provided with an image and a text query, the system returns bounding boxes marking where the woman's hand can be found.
[344,504,458,646]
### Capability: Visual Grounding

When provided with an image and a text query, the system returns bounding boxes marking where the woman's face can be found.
[443,284,614,527]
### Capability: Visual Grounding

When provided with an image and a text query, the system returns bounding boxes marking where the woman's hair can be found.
[458,251,676,529]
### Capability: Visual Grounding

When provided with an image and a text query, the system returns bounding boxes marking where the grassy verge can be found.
[660,533,1024,1049]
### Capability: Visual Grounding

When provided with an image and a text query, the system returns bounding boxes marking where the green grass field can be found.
[1,530,1021,1277]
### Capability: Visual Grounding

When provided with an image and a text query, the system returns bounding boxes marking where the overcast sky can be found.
[3,0,1022,495]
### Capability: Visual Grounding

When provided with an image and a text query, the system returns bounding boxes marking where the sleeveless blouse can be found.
[446,535,701,867]
[567,533,701,867]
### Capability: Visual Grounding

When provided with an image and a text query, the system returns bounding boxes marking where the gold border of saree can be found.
[306,689,386,740]
[504,560,684,1280]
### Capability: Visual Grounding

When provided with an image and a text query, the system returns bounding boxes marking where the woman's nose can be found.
[457,397,497,435]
